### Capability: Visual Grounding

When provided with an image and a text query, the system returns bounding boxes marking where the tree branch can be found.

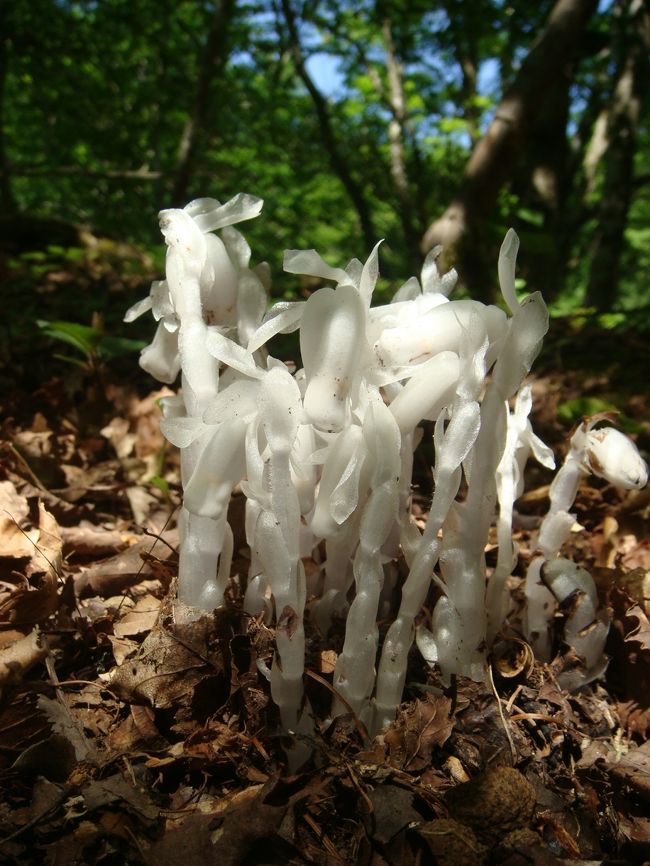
[421,0,598,298]
[171,0,236,205]
[279,0,377,251]
[3,164,162,181]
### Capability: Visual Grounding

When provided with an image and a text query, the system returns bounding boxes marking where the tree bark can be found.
[512,66,572,299]
[380,15,420,274]
[171,0,236,206]
[422,0,597,300]
[585,0,649,311]
[280,0,377,252]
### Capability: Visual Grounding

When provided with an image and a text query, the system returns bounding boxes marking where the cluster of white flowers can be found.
[126,193,648,764]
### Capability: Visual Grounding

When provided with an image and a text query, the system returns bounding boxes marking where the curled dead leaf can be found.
[491,638,535,681]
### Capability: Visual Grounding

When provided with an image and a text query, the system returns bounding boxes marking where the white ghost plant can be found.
[127,195,648,764]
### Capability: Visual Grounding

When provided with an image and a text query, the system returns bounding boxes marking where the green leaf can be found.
[37,320,146,362]
[96,334,147,360]
[149,475,170,498]
[52,353,90,369]
[557,397,643,433]
[37,319,99,359]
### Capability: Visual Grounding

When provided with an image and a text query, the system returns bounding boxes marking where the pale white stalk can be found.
[486,385,555,642]
[374,403,480,730]
[257,366,312,763]
[332,396,401,726]
[158,210,223,607]
[543,557,609,688]
[423,239,549,684]
[524,419,647,661]
[374,311,488,728]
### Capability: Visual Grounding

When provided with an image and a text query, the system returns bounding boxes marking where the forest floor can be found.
[1,250,650,865]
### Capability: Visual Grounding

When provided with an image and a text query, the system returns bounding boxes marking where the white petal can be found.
[202,379,260,425]
[391,276,421,302]
[221,225,251,269]
[184,197,221,216]
[205,329,263,379]
[358,240,383,306]
[192,193,263,232]
[283,248,348,284]
[421,246,442,294]
[124,295,153,323]
[139,322,180,384]
[300,285,367,432]
[184,420,247,519]
[259,366,302,454]
[247,302,304,354]
[160,415,208,448]
[498,228,520,313]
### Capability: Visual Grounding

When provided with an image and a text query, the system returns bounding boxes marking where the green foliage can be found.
[36,320,145,366]
[1,0,648,319]
[556,397,643,435]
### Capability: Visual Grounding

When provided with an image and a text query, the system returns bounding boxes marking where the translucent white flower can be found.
[123,193,264,385]
[585,426,648,490]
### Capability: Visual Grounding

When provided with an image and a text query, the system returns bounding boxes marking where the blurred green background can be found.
[1,0,649,387]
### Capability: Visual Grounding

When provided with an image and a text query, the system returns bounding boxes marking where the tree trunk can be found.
[422,0,597,300]
[512,67,572,300]
[585,0,649,311]
[280,0,377,252]
[380,16,421,274]
[171,0,236,206]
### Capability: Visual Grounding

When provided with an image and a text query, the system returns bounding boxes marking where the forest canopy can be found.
[1,0,649,315]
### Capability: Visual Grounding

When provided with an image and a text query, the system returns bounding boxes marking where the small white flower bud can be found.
[585,427,648,490]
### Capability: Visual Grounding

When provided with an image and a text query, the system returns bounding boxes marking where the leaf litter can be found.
[0,324,650,864]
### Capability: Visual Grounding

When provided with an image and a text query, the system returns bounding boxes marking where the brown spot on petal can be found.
[277,605,300,639]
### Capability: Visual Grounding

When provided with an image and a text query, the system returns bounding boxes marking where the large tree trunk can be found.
[512,67,572,300]
[422,0,597,300]
[585,0,649,311]
[280,0,377,252]
[380,16,421,274]
[0,0,16,213]
[171,0,236,206]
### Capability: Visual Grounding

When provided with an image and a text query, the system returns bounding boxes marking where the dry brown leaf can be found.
[385,694,454,771]
[364,784,423,845]
[418,818,487,866]
[105,633,139,665]
[607,740,650,802]
[110,606,231,709]
[125,486,160,524]
[60,522,131,558]
[0,628,47,685]
[81,773,160,824]
[74,528,177,597]
[0,479,38,559]
[145,782,290,866]
[113,594,161,638]
[0,503,61,627]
